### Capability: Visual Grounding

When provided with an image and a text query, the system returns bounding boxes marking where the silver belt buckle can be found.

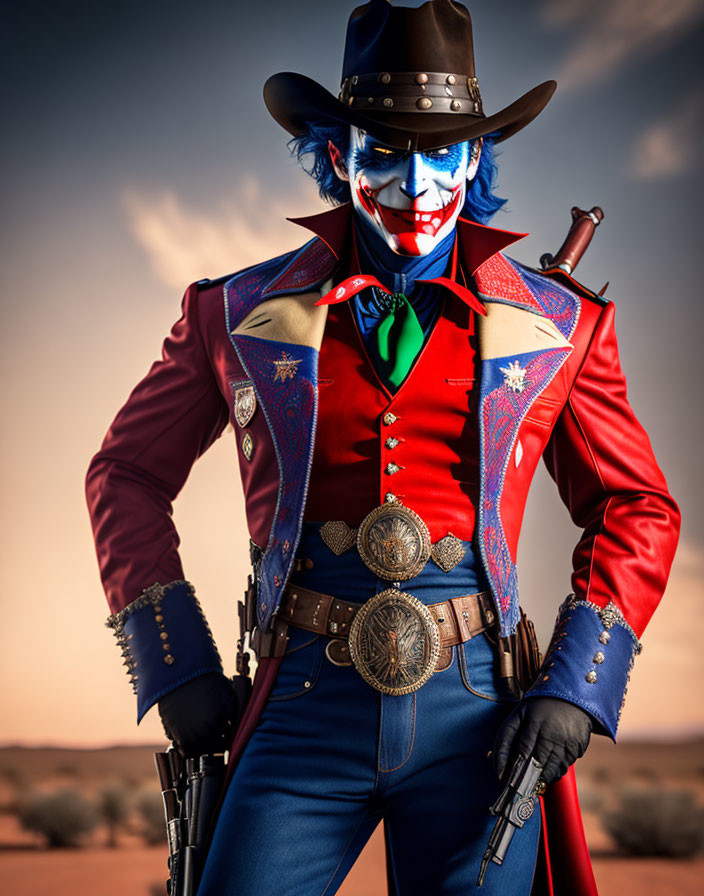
[356,503,432,581]
[348,588,440,695]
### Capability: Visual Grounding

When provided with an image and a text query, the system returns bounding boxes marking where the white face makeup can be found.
[330,126,482,256]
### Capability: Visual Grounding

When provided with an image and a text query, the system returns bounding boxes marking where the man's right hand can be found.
[158,671,237,756]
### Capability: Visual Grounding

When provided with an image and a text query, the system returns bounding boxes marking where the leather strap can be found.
[275,583,497,648]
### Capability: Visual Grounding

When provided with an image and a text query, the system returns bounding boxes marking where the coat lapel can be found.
[225,239,335,630]
[475,253,581,635]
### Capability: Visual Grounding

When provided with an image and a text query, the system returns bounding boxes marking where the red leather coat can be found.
[86,204,680,895]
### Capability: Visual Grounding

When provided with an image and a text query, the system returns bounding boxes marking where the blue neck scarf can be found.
[352,217,455,341]
[354,216,456,295]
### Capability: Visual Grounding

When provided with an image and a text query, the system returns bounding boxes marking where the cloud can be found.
[123,179,318,289]
[628,90,704,179]
[541,0,704,92]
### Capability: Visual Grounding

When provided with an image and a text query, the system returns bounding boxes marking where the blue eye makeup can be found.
[352,140,403,172]
[423,142,469,175]
[352,137,470,177]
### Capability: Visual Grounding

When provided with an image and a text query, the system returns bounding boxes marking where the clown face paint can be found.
[333,127,480,256]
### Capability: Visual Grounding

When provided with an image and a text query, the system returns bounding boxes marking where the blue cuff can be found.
[106,580,223,723]
[524,595,641,740]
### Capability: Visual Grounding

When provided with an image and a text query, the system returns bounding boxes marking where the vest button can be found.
[383,412,398,425]
[385,437,399,449]
[384,492,398,503]
[385,462,401,475]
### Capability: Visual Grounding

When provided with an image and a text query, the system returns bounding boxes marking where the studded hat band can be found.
[339,71,484,116]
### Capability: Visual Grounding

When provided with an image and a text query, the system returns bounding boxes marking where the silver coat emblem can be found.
[499,360,527,393]
[241,431,255,461]
[234,385,257,428]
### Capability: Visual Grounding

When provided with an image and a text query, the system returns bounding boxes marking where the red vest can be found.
[304,290,481,543]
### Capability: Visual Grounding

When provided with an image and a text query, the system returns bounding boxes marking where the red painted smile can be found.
[357,182,464,239]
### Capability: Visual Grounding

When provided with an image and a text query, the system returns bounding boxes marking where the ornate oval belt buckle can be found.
[356,503,431,581]
[348,589,440,695]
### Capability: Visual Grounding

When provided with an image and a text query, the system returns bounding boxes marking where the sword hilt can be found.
[540,206,604,276]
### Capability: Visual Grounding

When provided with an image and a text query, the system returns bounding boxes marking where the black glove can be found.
[158,671,237,756]
[494,696,593,786]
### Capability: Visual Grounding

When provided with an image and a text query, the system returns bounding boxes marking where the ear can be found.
[328,140,350,182]
[467,137,483,182]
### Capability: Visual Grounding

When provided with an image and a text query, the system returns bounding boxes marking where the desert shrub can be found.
[577,781,604,813]
[136,788,165,846]
[590,766,611,785]
[604,788,704,858]
[1,766,26,789]
[98,781,131,847]
[631,765,658,782]
[120,773,144,792]
[1,766,31,812]
[17,788,99,848]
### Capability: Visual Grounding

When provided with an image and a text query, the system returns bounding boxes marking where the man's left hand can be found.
[493,697,593,785]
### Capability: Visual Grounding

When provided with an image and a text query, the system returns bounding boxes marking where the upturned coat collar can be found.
[286,201,528,299]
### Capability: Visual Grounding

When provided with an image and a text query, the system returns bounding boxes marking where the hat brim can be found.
[264,72,556,151]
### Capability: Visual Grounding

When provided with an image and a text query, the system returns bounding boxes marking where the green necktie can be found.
[373,291,425,388]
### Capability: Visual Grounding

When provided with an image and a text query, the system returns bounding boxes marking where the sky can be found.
[1,0,703,746]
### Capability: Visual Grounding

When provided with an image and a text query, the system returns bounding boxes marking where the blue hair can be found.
[289,121,507,224]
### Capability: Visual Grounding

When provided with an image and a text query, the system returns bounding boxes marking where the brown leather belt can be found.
[276,583,497,648]
[272,584,499,693]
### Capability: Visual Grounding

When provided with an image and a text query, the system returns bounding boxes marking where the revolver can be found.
[477,753,545,887]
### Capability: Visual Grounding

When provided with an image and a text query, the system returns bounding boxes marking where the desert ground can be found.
[1,738,702,895]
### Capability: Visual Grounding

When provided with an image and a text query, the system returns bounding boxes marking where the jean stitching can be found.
[458,642,508,704]
[268,641,324,702]
[433,648,455,672]
[320,813,371,896]
[376,692,385,773]
[384,819,402,896]
[285,633,319,654]
[378,694,417,773]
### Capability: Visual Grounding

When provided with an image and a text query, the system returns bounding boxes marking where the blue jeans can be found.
[197,525,540,895]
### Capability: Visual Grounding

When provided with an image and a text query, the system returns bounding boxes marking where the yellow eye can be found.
[373,146,395,155]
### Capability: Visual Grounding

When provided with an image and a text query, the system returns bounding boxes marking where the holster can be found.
[229,540,269,721]
[240,540,290,662]
[497,609,542,698]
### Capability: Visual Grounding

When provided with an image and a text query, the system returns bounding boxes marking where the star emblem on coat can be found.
[271,351,302,382]
[499,360,527,393]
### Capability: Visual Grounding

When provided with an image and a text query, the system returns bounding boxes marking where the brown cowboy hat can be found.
[264,0,556,152]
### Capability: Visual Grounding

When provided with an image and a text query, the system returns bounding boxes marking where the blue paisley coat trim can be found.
[476,257,581,636]
[229,336,318,629]
[223,245,332,631]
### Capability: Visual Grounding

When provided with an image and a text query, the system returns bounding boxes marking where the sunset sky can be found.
[2,0,703,747]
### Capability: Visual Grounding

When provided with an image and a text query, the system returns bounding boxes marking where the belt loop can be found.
[253,614,290,659]
[480,591,496,629]
[448,596,466,641]
[277,585,299,622]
